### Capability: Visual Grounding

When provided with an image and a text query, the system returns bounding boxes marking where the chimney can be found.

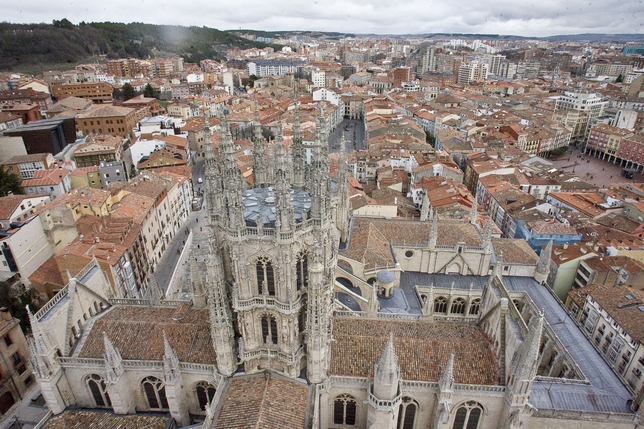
[563,242,569,249]
[0,307,12,321]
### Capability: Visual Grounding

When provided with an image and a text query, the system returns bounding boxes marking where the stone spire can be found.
[306,246,332,383]
[420,193,430,222]
[512,313,543,383]
[190,258,207,308]
[218,113,245,230]
[502,312,544,429]
[483,218,493,252]
[147,269,163,305]
[494,251,504,279]
[103,332,124,383]
[439,353,455,392]
[252,99,268,187]
[291,99,306,189]
[206,249,237,376]
[203,110,225,224]
[335,134,351,242]
[27,305,56,357]
[163,331,181,384]
[373,333,401,400]
[28,338,50,379]
[274,119,287,176]
[469,197,478,224]
[367,283,380,317]
[434,353,455,426]
[536,239,552,275]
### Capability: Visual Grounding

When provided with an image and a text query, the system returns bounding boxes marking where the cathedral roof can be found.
[330,318,499,385]
[343,218,484,269]
[215,372,309,429]
[78,304,216,364]
[42,410,170,429]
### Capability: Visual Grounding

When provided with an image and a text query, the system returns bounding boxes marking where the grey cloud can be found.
[2,0,643,36]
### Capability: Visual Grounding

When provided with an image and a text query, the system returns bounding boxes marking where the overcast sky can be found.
[2,0,643,37]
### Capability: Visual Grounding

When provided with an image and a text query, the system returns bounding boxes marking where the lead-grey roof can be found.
[242,187,311,226]
[397,272,634,415]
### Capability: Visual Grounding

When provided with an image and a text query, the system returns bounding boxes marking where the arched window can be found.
[469,299,481,315]
[87,374,111,407]
[452,401,483,429]
[261,314,278,344]
[256,256,275,296]
[333,394,357,425]
[196,381,216,411]
[397,397,418,429]
[296,251,308,291]
[450,298,466,315]
[142,376,168,410]
[434,297,448,313]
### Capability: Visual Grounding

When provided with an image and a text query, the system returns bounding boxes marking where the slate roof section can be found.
[43,410,170,429]
[330,318,499,385]
[215,372,309,429]
[78,304,216,364]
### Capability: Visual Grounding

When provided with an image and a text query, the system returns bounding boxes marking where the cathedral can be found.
[28,104,644,429]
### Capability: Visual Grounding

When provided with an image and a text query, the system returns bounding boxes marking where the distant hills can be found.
[0,20,279,73]
[2,20,644,74]
[231,29,644,43]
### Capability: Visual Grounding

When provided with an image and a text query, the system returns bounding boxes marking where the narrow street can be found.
[153,160,206,295]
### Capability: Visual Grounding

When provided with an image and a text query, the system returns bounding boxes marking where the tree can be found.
[122,82,136,101]
[0,167,23,196]
[248,74,259,88]
[143,83,156,98]
[0,281,36,333]
[425,132,436,148]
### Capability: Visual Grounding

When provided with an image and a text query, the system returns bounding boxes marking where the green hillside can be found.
[0,20,280,73]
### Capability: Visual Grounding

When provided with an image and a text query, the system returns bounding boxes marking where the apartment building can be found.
[77,105,137,138]
[554,92,608,141]
[0,309,33,416]
[50,82,114,103]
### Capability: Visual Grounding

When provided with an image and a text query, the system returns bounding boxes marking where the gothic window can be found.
[87,374,111,408]
[296,251,309,291]
[298,308,306,334]
[142,376,169,410]
[256,256,275,296]
[397,397,418,429]
[261,314,279,344]
[333,394,357,426]
[469,299,481,315]
[434,297,448,314]
[512,299,523,312]
[452,401,483,429]
[196,381,216,411]
[450,298,466,315]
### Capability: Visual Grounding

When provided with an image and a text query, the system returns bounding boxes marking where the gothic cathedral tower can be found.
[201,104,342,383]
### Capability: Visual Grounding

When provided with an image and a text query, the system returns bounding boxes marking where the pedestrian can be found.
[182,240,185,245]
[196,218,198,223]
[200,227,203,231]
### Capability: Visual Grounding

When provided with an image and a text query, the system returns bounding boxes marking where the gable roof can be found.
[330,317,499,385]
[215,373,309,429]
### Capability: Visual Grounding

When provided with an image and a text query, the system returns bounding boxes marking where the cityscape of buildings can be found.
[0,29,644,429]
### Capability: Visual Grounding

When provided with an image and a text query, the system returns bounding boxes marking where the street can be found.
[153,159,206,295]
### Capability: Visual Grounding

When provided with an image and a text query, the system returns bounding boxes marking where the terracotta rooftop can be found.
[572,284,644,344]
[215,372,309,429]
[330,318,498,385]
[78,304,216,364]
[344,217,486,268]
[490,238,539,265]
[43,410,170,429]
